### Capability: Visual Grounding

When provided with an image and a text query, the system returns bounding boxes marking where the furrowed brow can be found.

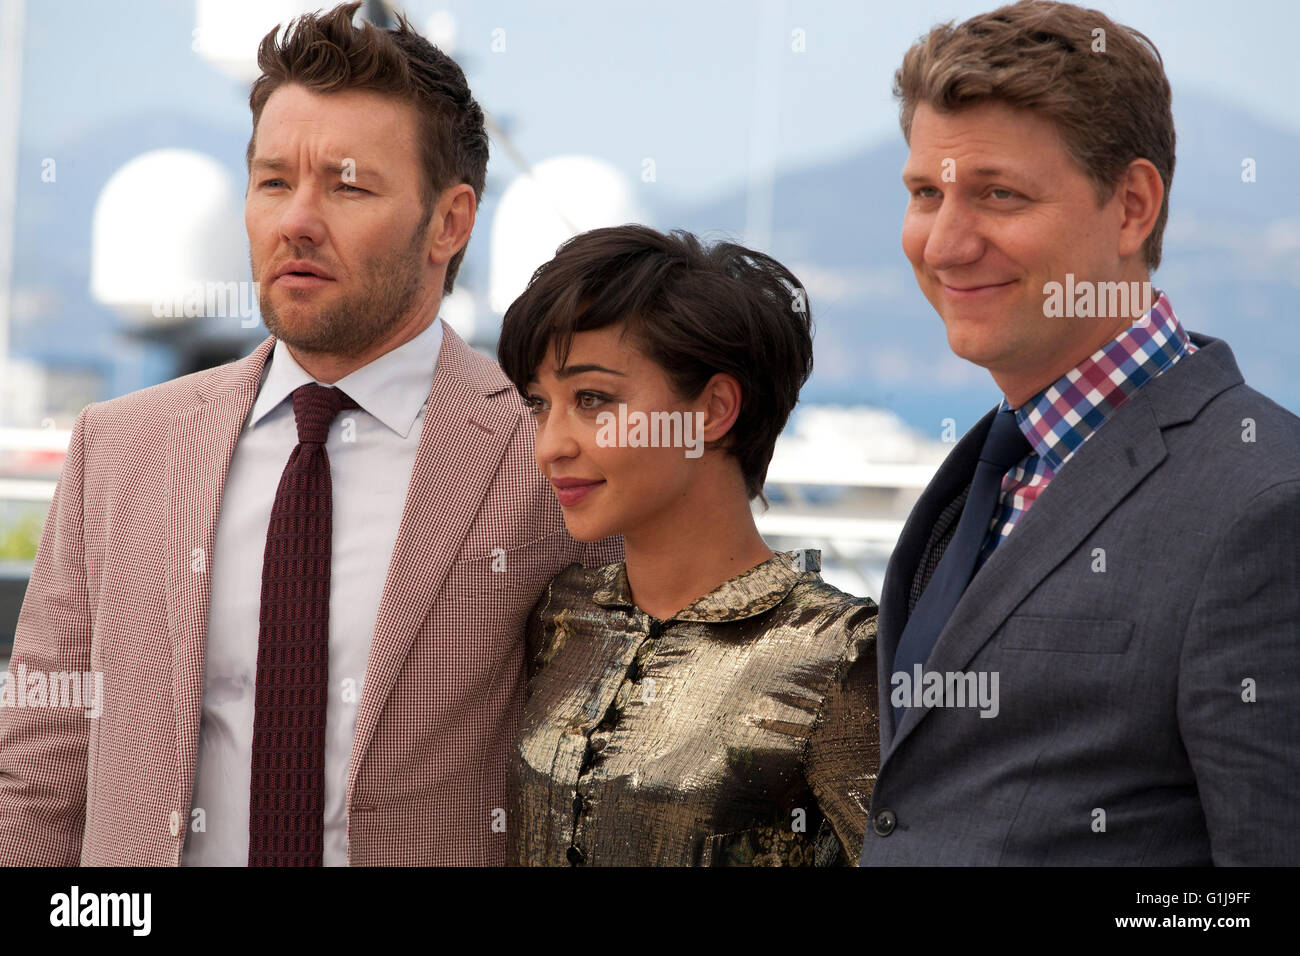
[251,157,387,184]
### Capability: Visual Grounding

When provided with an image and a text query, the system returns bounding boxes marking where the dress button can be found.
[873,808,896,836]
[567,844,587,865]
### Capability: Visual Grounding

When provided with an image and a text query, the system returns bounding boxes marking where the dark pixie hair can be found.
[498,225,814,504]
[895,0,1174,270]
[246,1,489,294]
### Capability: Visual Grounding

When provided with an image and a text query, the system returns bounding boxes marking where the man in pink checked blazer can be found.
[0,5,620,866]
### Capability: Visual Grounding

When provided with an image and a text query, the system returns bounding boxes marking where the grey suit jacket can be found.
[860,332,1299,865]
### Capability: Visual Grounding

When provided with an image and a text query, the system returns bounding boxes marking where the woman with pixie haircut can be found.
[498,225,879,866]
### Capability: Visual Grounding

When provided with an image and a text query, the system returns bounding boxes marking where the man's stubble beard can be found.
[258,211,432,358]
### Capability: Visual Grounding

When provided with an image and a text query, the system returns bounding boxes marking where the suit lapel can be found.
[346,321,521,797]
[162,323,522,811]
[165,336,275,808]
[883,333,1241,758]
[886,394,1168,752]
[876,408,991,750]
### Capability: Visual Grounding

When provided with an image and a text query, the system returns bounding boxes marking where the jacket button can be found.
[566,845,587,865]
[168,811,181,837]
[873,809,896,836]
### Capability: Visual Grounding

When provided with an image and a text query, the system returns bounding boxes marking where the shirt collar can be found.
[1000,288,1195,471]
[592,550,809,622]
[248,317,444,438]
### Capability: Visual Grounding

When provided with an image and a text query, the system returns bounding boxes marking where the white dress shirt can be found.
[182,317,443,866]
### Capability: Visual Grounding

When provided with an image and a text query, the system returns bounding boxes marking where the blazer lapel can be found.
[884,332,1241,757]
[876,409,990,751]
[165,336,275,809]
[347,321,521,797]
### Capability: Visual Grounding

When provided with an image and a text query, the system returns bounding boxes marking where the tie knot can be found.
[979,407,1032,471]
[291,382,359,445]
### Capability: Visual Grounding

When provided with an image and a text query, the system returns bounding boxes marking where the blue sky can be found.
[18,0,1300,204]
[9,0,1297,423]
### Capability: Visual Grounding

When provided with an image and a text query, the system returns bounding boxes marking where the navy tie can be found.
[890,408,1030,729]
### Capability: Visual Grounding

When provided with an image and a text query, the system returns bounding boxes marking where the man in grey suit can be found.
[860,0,1299,865]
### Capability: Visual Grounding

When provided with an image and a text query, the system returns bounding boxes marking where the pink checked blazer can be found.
[0,321,622,866]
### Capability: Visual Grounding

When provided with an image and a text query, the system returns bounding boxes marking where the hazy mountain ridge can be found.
[9,91,1297,432]
[660,89,1300,431]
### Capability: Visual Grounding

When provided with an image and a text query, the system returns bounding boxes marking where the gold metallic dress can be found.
[508,550,879,866]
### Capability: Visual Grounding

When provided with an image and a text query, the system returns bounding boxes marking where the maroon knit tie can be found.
[248,382,359,866]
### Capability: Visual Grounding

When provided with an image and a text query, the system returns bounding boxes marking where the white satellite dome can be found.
[489,155,645,315]
[91,148,247,328]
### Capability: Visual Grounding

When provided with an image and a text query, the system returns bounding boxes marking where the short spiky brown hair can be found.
[895,0,1175,271]
[246,1,488,293]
